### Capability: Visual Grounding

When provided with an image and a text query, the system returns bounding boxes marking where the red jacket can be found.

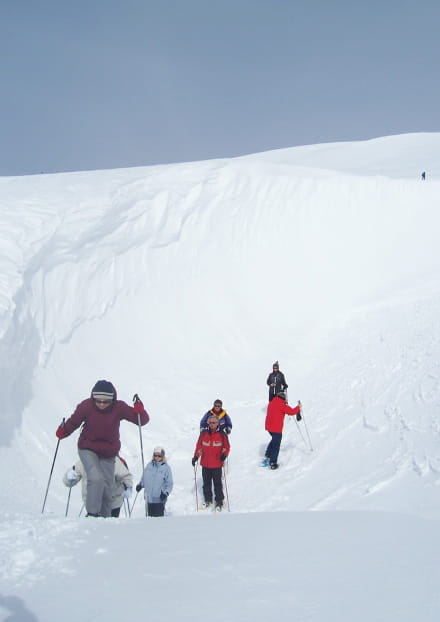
[62,398,149,459]
[194,429,230,468]
[265,396,300,433]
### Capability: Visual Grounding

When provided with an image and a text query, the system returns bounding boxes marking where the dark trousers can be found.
[147,502,165,517]
[266,432,282,465]
[202,467,224,505]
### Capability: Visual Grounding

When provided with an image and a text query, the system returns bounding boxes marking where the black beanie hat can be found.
[92,380,115,401]
[277,391,286,400]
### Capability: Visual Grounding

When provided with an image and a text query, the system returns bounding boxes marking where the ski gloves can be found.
[133,399,144,415]
[66,468,77,482]
[123,487,133,499]
[160,491,168,502]
[296,413,302,422]
[135,483,143,493]
[56,425,67,439]
[192,454,227,465]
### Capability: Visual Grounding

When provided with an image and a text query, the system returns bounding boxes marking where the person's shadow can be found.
[0,594,39,621]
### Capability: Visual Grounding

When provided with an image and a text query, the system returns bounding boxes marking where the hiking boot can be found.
[260,457,270,467]
[270,463,279,470]
[86,512,100,517]
[215,503,223,512]
[202,501,212,509]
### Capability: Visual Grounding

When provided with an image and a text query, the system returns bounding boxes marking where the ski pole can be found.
[129,491,139,517]
[194,463,199,511]
[222,463,230,512]
[295,416,308,449]
[78,504,84,517]
[41,418,65,514]
[299,401,314,451]
[133,394,145,473]
[65,486,72,517]
[123,497,130,517]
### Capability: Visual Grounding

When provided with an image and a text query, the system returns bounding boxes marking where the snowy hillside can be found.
[1,133,439,621]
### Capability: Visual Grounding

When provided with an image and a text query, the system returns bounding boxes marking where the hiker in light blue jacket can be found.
[136,446,173,517]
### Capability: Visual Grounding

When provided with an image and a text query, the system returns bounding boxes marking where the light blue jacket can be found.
[141,460,173,503]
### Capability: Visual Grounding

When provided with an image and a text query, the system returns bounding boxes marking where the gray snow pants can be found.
[79,449,115,517]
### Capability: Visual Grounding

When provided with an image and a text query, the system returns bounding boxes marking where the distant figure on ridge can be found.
[200,399,232,435]
[266,361,288,401]
[421,171,426,180]
[55,379,149,517]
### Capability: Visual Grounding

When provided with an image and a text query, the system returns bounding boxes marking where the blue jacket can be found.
[200,409,232,434]
[141,461,173,504]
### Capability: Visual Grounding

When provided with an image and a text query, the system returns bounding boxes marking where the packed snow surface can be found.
[1,133,439,621]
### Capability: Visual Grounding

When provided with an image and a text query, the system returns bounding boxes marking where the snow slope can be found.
[0,133,439,621]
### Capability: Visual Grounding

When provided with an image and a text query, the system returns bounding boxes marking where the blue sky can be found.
[1,0,439,175]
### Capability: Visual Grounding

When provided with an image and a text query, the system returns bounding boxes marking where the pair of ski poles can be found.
[292,399,313,452]
[193,461,230,512]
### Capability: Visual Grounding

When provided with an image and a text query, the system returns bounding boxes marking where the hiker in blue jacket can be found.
[200,399,232,435]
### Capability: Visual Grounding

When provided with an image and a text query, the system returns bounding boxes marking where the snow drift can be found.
[1,133,440,621]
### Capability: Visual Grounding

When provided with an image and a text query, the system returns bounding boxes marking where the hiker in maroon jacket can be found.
[56,379,149,517]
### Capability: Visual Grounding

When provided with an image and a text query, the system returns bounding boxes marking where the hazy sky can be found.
[1,0,439,175]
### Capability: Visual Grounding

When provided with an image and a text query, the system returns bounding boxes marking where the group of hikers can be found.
[55,362,302,517]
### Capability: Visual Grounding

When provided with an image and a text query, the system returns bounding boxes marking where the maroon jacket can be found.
[265,396,300,434]
[62,392,149,459]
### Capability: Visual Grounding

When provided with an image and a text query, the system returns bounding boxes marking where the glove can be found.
[224,427,231,435]
[133,400,144,415]
[191,456,198,467]
[296,413,302,422]
[160,491,168,502]
[66,468,77,482]
[135,483,143,493]
[220,453,227,462]
[56,425,67,439]
[124,487,133,499]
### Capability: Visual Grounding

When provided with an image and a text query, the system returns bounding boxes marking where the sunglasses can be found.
[95,399,112,405]
[153,453,162,458]
[208,421,218,425]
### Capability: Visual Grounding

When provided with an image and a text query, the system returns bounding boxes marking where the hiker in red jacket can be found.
[263,391,301,470]
[56,379,149,517]
[192,415,230,511]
